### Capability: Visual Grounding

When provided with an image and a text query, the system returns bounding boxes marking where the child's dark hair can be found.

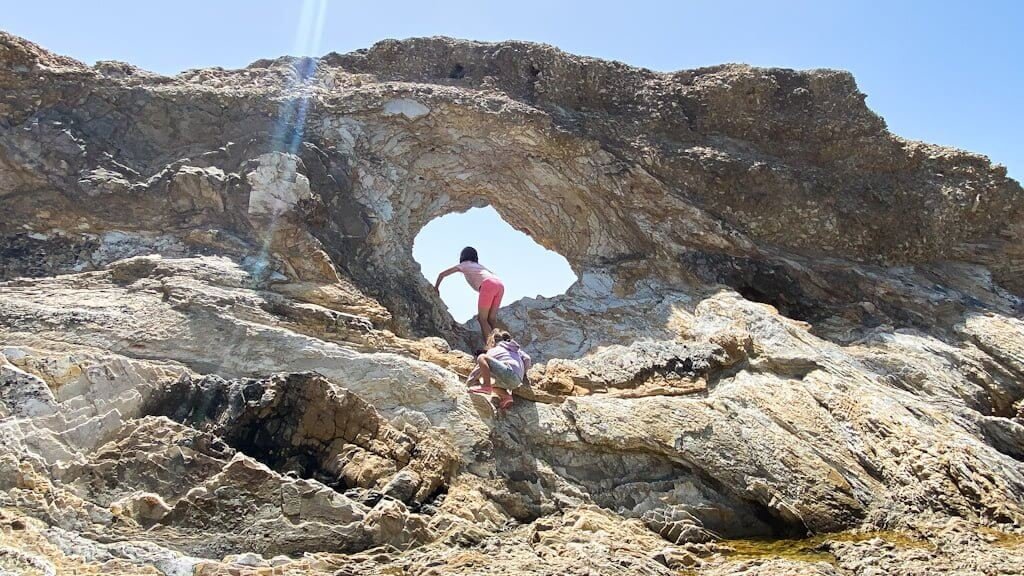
[459,246,478,263]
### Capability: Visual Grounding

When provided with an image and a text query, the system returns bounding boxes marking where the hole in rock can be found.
[737,283,813,324]
[413,206,577,324]
[145,373,453,510]
[448,63,466,79]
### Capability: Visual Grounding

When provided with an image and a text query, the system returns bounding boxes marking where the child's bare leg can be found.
[476,354,493,389]
[477,306,493,343]
[487,308,499,332]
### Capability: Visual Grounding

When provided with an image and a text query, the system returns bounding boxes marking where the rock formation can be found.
[1,31,1023,574]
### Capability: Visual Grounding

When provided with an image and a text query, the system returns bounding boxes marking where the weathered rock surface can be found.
[2,31,1024,574]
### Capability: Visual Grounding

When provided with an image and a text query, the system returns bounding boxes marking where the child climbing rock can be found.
[434,246,505,344]
[467,329,531,411]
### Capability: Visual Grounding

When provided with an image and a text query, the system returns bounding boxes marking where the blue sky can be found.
[4,1,1020,320]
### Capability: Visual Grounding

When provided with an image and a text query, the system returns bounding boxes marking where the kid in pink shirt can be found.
[434,246,505,344]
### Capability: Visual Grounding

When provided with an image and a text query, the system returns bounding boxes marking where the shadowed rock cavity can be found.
[146,372,458,507]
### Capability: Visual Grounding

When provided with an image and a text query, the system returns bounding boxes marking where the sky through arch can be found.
[413,207,577,322]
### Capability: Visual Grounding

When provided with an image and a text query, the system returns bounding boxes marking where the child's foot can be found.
[468,385,493,395]
[497,396,513,411]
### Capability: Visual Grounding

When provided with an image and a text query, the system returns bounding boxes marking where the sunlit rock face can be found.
[2,31,1024,575]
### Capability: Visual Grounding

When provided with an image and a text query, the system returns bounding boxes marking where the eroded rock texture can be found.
[1,31,1023,574]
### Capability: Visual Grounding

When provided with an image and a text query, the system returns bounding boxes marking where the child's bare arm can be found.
[434,265,460,292]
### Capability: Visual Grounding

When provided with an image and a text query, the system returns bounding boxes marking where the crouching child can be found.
[467,329,531,411]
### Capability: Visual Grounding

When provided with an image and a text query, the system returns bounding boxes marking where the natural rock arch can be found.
[1,32,1021,357]
[304,97,745,346]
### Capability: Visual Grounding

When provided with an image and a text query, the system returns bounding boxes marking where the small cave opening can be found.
[737,283,815,324]
[413,205,577,327]
[448,63,466,79]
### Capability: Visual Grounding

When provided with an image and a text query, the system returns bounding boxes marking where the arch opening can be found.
[413,206,577,324]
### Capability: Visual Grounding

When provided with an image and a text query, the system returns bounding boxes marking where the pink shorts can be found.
[478,277,505,311]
